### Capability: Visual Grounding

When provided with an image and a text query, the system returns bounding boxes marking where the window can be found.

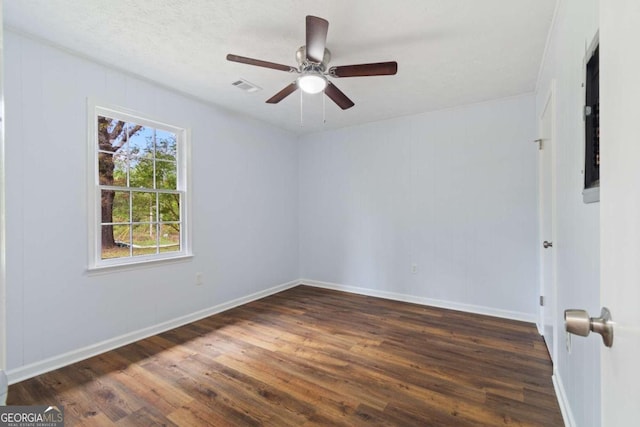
[89,104,190,269]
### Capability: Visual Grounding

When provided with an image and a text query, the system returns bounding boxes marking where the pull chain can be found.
[300,90,304,127]
[323,91,326,124]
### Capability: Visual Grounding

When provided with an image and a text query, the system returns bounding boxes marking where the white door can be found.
[539,86,556,364]
[600,1,640,424]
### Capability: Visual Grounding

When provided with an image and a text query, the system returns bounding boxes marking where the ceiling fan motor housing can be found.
[296,46,331,70]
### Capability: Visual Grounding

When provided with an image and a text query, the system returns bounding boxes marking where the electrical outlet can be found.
[195,272,203,286]
[411,264,418,274]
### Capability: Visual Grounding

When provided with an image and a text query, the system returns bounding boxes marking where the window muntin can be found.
[90,105,188,268]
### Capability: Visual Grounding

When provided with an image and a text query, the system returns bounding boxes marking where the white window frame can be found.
[88,100,192,271]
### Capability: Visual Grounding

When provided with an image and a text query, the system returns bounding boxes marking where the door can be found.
[539,85,556,364]
[600,1,640,424]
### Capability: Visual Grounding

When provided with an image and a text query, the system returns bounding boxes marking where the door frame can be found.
[0,0,8,398]
[538,80,558,366]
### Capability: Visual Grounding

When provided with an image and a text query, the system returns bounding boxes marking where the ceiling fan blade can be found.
[324,82,355,110]
[329,61,398,78]
[266,82,298,104]
[306,16,329,63]
[227,54,297,73]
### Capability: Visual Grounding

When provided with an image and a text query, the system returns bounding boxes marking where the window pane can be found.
[97,116,114,150]
[113,224,131,246]
[97,116,128,152]
[114,151,128,186]
[101,224,130,259]
[130,158,154,188]
[155,129,177,161]
[159,193,180,222]
[102,190,130,223]
[132,192,157,222]
[160,223,180,253]
[127,123,151,158]
[132,223,158,256]
[98,151,128,187]
[156,160,177,190]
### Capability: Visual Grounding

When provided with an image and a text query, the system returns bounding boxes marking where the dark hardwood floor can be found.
[8,285,563,426]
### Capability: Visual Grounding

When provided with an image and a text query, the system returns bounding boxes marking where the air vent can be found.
[232,79,262,93]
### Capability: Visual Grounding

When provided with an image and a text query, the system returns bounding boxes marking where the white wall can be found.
[535,1,600,426]
[299,95,539,320]
[4,31,299,380]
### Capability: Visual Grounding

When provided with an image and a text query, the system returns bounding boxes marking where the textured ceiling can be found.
[4,0,557,134]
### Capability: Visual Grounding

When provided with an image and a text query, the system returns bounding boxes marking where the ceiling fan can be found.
[227,16,398,110]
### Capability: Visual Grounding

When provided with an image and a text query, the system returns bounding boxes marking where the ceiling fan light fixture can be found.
[297,73,327,94]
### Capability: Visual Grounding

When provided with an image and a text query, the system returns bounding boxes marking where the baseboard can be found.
[6,279,299,385]
[552,371,575,427]
[300,279,537,323]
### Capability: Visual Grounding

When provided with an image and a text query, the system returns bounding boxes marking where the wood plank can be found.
[115,406,178,426]
[8,285,563,426]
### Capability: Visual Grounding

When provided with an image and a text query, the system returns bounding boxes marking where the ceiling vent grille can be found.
[232,79,262,93]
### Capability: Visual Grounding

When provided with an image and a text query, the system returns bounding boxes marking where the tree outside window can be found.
[91,107,187,267]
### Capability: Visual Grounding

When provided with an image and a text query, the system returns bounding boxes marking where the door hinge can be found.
[584,105,592,120]
[540,295,545,306]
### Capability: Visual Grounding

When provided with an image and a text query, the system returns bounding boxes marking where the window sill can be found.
[86,253,194,276]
